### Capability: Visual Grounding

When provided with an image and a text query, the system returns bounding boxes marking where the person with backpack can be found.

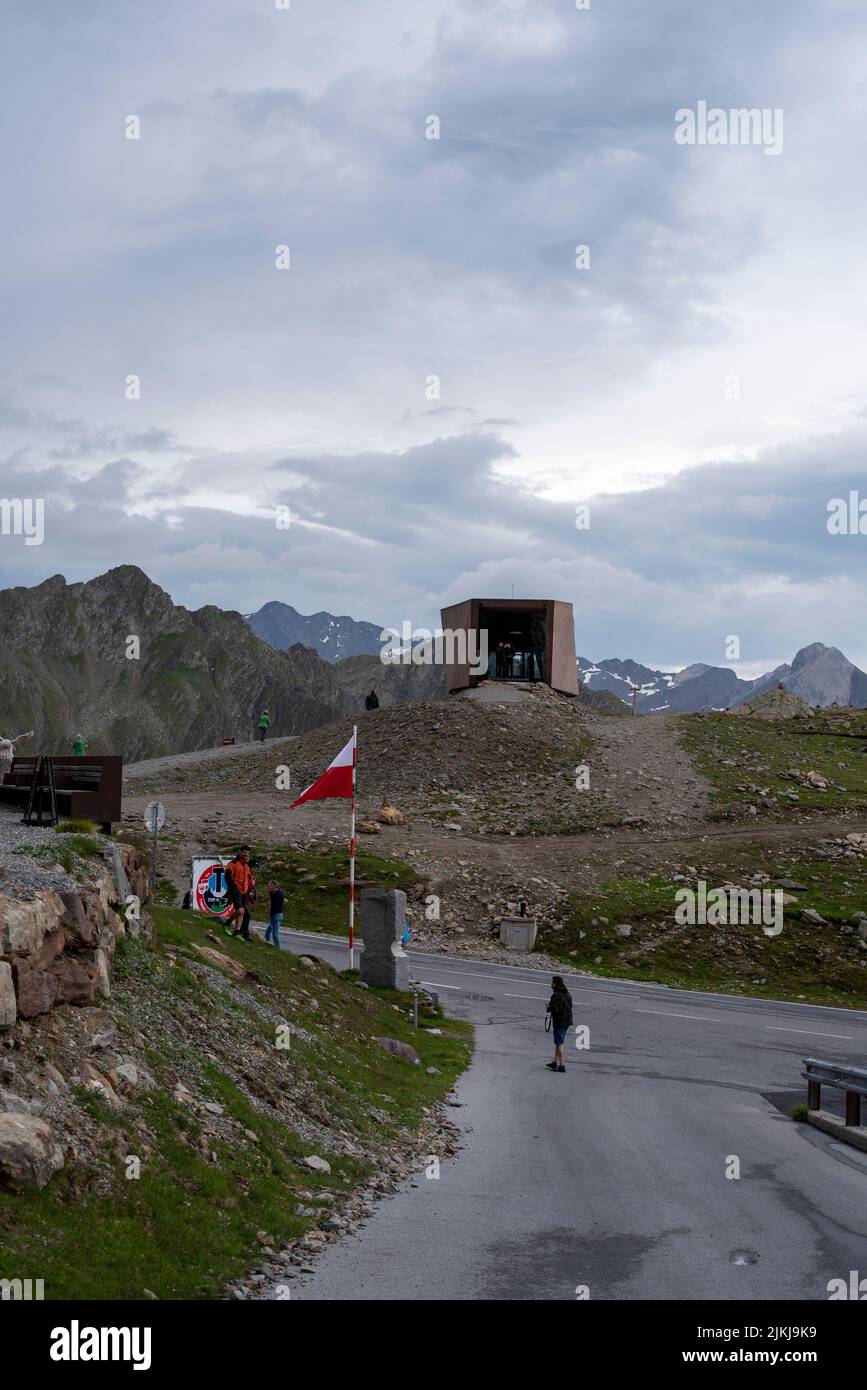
[546,975,573,1072]
[257,709,271,742]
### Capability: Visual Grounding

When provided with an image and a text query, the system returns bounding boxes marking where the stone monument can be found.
[359,887,411,990]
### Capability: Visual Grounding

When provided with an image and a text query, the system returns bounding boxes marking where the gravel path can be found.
[585,711,712,824]
[125,737,298,782]
[0,806,80,896]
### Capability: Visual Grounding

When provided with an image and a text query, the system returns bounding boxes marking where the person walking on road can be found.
[257,709,271,742]
[224,846,253,938]
[265,879,284,948]
[546,975,573,1073]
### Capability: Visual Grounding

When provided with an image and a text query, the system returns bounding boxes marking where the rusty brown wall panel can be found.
[549,600,578,695]
[441,597,576,694]
[440,599,476,690]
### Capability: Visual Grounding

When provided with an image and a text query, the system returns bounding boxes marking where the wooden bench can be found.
[0,755,123,834]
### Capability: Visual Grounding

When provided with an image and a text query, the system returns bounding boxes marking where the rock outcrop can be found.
[0,842,150,1029]
[0,1112,65,1190]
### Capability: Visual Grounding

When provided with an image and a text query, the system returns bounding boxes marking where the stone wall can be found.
[0,844,151,1030]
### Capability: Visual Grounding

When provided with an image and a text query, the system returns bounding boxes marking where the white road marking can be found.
[765,1026,852,1039]
[419,980,462,990]
[413,965,631,996]
[635,1008,708,1021]
[506,992,549,1000]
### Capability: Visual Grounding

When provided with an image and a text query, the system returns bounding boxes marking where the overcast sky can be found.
[2,0,867,674]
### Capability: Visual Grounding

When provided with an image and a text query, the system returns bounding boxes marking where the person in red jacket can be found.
[224,847,253,939]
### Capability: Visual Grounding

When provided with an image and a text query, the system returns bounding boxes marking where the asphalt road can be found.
[271,928,867,1301]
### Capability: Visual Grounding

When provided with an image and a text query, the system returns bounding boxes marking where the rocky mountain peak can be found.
[790,641,831,672]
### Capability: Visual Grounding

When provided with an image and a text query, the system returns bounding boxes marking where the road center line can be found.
[635,1008,709,1021]
[765,1026,852,1039]
[505,992,548,1001]
[412,965,631,995]
[419,981,462,990]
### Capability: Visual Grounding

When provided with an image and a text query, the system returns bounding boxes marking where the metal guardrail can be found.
[803,1057,867,1127]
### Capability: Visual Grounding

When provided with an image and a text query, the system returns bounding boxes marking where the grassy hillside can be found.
[540,851,867,1006]
[0,907,472,1299]
[681,710,867,818]
[220,842,417,937]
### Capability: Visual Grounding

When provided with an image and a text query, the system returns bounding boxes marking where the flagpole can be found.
[349,725,357,971]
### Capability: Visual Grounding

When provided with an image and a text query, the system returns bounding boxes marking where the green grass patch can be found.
[185,843,421,938]
[0,906,471,1299]
[681,711,867,817]
[54,818,97,835]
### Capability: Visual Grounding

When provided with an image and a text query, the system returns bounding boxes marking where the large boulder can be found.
[49,956,97,1006]
[0,962,16,1031]
[0,1113,64,1190]
[0,890,65,957]
[192,945,247,981]
[32,925,66,971]
[10,960,59,1018]
[92,948,111,999]
[59,891,96,948]
[377,1036,421,1067]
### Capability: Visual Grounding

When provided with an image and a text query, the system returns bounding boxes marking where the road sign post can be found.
[144,800,166,892]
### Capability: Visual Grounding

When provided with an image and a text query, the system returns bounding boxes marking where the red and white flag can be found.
[289,730,356,808]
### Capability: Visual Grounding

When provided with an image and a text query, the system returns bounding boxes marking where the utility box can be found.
[499,916,538,952]
[360,888,411,990]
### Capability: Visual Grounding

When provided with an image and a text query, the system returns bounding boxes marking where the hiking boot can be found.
[546,1061,558,1071]
[557,1065,566,1073]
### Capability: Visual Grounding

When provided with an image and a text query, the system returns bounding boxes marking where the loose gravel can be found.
[0,806,81,896]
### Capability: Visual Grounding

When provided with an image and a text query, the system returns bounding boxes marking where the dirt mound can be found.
[730,685,814,721]
[128,685,600,835]
[290,685,611,834]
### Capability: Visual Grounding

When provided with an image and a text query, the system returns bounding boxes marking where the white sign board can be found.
[144,800,166,833]
[191,858,233,920]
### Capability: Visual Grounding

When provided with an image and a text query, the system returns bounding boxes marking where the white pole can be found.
[349,725,357,970]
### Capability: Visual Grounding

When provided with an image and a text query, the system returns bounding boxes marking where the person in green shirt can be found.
[72,734,87,757]
[257,710,270,743]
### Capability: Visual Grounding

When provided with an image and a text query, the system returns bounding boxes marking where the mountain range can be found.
[245,601,384,662]
[2,567,864,762]
[0,568,444,761]
[577,643,867,713]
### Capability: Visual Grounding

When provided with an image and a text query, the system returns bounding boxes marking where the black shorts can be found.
[227,884,245,910]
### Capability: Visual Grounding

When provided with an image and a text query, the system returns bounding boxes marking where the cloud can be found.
[3,417,867,673]
[2,0,867,673]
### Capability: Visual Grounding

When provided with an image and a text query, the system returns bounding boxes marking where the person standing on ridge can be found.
[546,975,573,1073]
[365,687,379,711]
[257,709,270,742]
[72,734,88,757]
